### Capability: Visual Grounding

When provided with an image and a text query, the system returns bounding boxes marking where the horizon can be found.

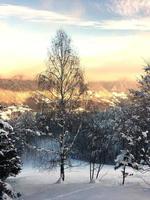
[0,0,150,81]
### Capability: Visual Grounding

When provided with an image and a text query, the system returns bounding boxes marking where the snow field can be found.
[9,163,150,200]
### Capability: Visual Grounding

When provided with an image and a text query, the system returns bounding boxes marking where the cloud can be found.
[39,0,85,18]
[0,3,85,25]
[0,4,73,22]
[110,0,150,17]
[0,3,150,31]
[98,17,150,30]
[0,4,88,26]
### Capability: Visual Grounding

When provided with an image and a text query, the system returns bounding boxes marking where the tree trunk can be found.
[90,161,92,182]
[90,161,96,183]
[96,163,102,179]
[60,153,65,181]
[122,165,126,185]
[92,163,95,181]
[59,122,65,182]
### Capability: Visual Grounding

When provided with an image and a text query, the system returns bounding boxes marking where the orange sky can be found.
[0,31,147,81]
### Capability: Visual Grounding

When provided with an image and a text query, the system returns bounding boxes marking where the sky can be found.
[0,0,150,81]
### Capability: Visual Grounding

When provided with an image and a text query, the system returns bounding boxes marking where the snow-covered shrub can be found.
[115,150,138,185]
[0,180,21,200]
[11,111,59,169]
[78,109,116,183]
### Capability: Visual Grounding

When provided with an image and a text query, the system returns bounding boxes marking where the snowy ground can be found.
[9,162,150,200]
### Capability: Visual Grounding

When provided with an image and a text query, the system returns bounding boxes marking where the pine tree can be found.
[129,64,150,167]
[0,120,21,199]
[0,120,21,180]
[114,65,150,170]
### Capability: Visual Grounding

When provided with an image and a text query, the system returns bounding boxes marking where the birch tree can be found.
[38,30,87,182]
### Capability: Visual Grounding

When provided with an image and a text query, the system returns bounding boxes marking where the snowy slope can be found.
[9,163,150,200]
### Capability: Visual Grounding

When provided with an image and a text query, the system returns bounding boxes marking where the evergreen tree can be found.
[0,120,21,199]
[114,65,150,169]
[129,64,150,166]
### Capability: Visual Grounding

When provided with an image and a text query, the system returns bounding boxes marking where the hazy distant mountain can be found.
[88,79,138,93]
[0,78,138,92]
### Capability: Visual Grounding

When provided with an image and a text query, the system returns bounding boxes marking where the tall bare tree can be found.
[38,30,87,182]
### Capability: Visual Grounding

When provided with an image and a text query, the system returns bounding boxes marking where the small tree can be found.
[38,30,87,182]
[115,150,138,185]
[86,109,115,183]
